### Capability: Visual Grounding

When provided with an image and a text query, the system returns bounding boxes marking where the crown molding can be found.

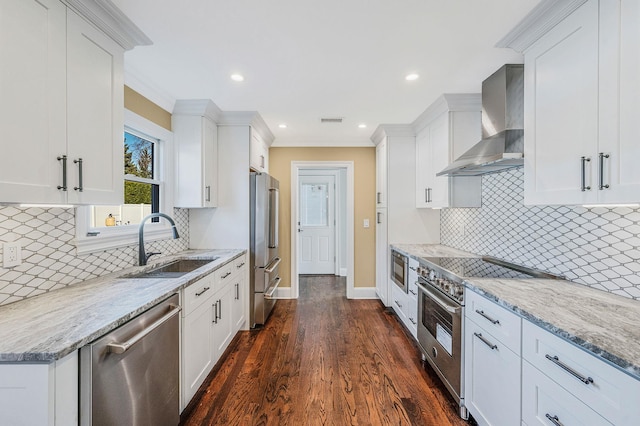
[271,139,375,148]
[218,111,275,146]
[370,124,415,145]
[172,99,223,123]
[63,0,152,50]
[496,0,589,52]
[124,65,176,113]
[411,93,481,134]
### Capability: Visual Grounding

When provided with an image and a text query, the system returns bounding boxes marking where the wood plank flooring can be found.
[180,275,469,426]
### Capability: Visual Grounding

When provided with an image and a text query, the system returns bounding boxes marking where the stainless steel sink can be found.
[127,258,218,279]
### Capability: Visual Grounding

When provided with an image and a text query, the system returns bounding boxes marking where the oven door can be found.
[417,279,462,402]
[390,251,408,292]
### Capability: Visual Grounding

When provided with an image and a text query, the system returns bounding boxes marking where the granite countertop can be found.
[465,278,640,381]
[390,243,477,260]
[0,249,245,363]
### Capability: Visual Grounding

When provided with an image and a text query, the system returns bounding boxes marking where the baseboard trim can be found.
[273,286,295,299]
[339,268,347,277]
[348,286,378,299]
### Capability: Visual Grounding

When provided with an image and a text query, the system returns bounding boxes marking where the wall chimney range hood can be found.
[437,64,524,176]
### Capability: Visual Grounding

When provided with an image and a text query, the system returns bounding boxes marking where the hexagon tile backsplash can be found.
[441,168,640,300]
[0,207,189,306]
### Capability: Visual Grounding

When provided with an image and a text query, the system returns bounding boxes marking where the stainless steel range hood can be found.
[437,64,524,176]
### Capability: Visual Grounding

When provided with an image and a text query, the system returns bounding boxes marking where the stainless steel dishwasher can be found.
[80,294,181,426]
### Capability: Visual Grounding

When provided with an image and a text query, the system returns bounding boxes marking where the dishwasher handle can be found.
[107,304,182,354]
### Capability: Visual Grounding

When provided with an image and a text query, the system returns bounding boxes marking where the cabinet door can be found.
[0,0,67,204]
[523,0,599,205]
[599,0,640,203]
[415,130,430,208]
[66,10,124,205]
[203,117,218,207]
[212,283,235,360]
[375,208,388,306]
[376,138,387,207]
[182,301,215,404]
[250,132,268,173]
[464,319,521,426]
[231,270,246,331]
[428,113,451,208]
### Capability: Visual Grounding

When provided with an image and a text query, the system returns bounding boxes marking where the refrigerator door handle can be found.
[265,277,281,299]
[264,257,281,273]
[268,187,279,248]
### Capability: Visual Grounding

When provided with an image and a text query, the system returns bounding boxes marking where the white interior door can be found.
[298,175,335,274]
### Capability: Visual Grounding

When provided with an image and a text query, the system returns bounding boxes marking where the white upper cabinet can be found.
[250,131,269,173]
[414,95,482,209]
[500,0,640,205]
[375,137,388,208]
[173,100,220,208]
[0,0,150,205]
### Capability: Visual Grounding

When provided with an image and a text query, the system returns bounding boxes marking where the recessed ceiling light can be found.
[278,124,287,129]
[405,73,419,81]
[358,123,367,129]
[230,74,244,82]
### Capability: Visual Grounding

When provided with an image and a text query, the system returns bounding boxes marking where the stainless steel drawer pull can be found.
[377,212,382,224]
[409,317,417,325]
[222,272,231,279]
[377,192,381,204]
[580,156,591,191]
[408,289,417,296]
[475,309,500,325]
[107,304,181,354]
[474,332,497,350]
[545,354,594,385]
[237,262,245,268]
[265,257,281,273]
[195,287,210,297]
[205,185,211,202]
[212,302,218,324]
[217,299,222,319]
[545,414,564,426]
[598,153,610,190]
[394,300,402,308]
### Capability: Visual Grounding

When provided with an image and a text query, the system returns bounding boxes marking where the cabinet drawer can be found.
[183,274,216,316]
[522,360,612,426]
[391,284,409,321]
[407,296,418,338]
[215,262,235,286]
[465,290,521,354]
[233,255,247,273]
[522,320,640,425]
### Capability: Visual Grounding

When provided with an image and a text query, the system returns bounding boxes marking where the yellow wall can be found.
[124,86,172,131]
[268,147,376,288]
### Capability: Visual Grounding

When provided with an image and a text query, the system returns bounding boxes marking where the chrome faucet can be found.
[138,212,180,266]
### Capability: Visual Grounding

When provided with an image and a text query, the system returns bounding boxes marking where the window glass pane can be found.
[300,183,328,226]
[125,132,154,179]
[90,182,159,227]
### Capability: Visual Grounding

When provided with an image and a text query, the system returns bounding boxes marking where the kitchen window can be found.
[75,110,175,254]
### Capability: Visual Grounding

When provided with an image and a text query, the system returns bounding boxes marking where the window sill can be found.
[75,224,175,255]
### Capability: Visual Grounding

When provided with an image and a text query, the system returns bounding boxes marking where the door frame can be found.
[298,170,338,275]
[291,161,355,299]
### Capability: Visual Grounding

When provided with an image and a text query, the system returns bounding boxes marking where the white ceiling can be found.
[112,0,541,146]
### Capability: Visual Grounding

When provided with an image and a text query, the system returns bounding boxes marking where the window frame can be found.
[75,109,175,255]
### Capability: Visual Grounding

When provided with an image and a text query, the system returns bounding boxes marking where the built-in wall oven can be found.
[390,250,408,292]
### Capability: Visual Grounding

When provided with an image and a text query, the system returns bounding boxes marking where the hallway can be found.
[181,276,468,425]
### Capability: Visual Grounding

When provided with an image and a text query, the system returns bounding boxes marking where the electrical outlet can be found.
[363,219,370,228]
[3,242,22,268]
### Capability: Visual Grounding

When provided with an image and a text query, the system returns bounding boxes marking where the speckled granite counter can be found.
[390,243,477,260]
[0,249,245,363]
[465,278,640,381]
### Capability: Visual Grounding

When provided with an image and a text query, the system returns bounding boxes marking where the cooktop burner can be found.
[422,257,537,279]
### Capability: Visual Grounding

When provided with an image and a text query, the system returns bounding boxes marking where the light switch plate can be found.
[363,219,370,228]
[3,242,22,268]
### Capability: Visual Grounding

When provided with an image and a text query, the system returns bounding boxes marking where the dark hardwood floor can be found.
[180,275,469,425]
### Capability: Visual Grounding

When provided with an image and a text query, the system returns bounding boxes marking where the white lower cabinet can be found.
[522,360,612,426]
[464,318,521,426]
[391,283,409,325]
[181,256,248,410]
[0,350,78,426]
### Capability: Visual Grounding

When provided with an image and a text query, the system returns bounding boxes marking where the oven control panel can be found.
[417,264,465,304]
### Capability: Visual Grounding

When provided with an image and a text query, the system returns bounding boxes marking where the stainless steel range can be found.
[415,256,563,419]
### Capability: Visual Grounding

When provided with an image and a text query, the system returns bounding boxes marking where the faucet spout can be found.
[138,213,180,266]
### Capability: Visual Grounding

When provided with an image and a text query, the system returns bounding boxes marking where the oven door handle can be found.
[417,282,461,314]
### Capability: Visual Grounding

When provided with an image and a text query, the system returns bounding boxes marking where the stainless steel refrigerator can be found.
[250,172,281,327]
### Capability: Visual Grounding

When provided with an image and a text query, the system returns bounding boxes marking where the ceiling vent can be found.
[320,117,343,123]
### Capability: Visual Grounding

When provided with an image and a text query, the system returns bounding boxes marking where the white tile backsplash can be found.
[441,168,640,300]
[0,207,189,306]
